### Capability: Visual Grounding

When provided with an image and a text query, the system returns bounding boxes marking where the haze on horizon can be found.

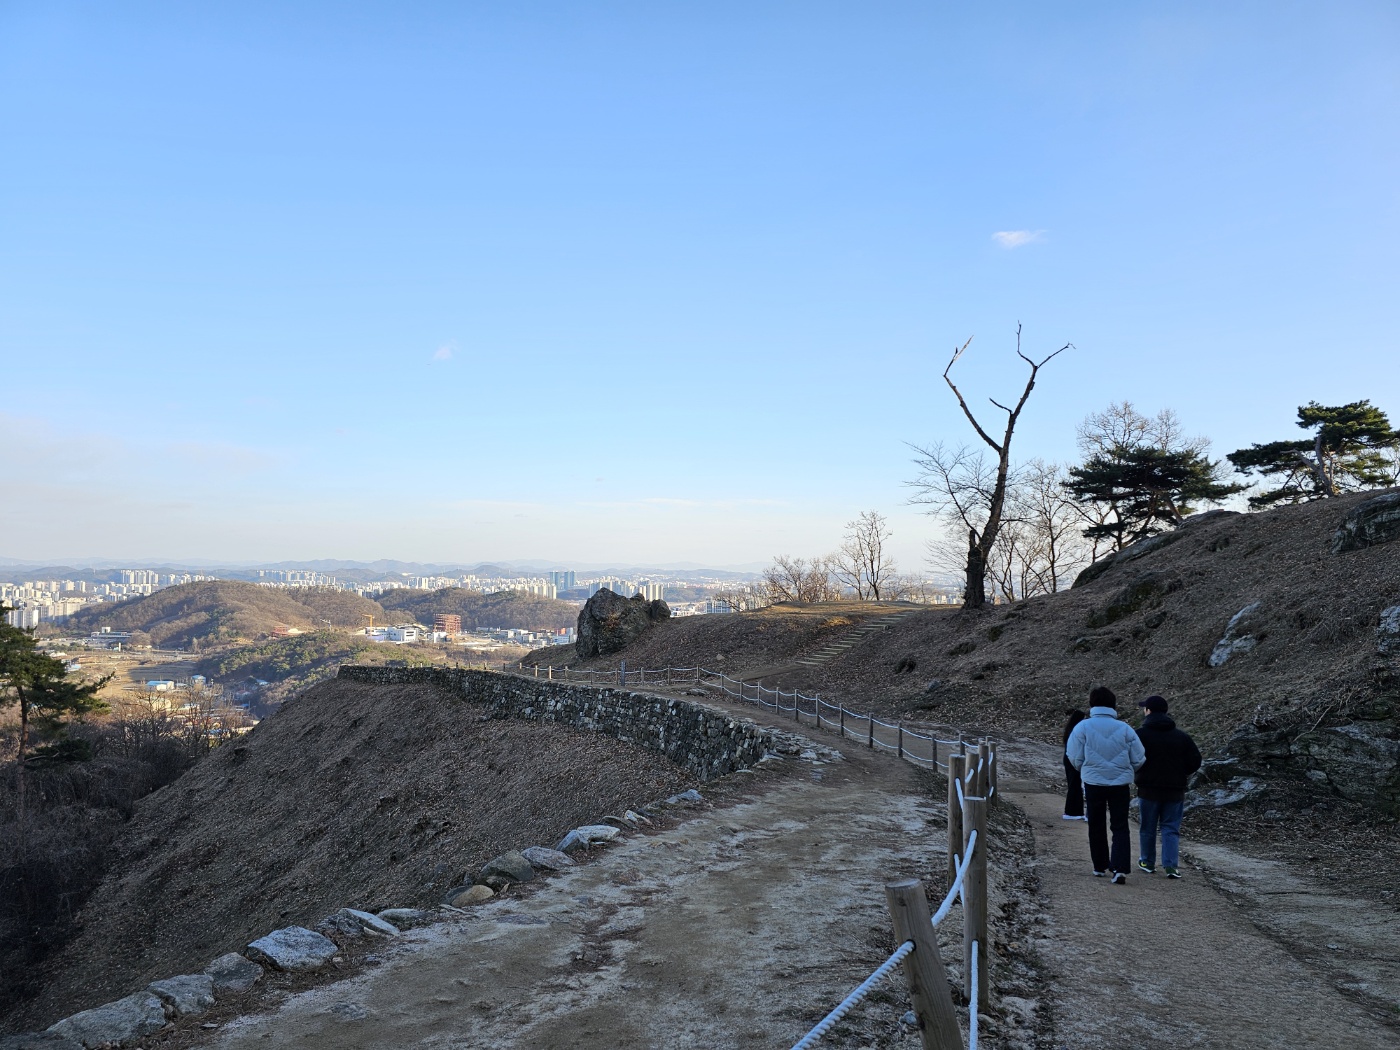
[3,2,1397,572]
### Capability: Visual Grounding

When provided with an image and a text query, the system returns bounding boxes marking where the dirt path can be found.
[194,700,1399,1049]
[208,716,959,1050]
[997,738,1400,1049]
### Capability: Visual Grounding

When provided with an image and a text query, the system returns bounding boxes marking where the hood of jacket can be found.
[1141,712,1177,732]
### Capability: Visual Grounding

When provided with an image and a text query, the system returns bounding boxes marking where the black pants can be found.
[1084,783,1132,874]
[1063,757,1084,817]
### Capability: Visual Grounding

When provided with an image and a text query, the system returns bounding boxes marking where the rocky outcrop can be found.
[1331,491,1400,553]
[1072,511,1237,588]
[576,588,670,658]
[1377,605,1400,656]
[1209,602,1262,667]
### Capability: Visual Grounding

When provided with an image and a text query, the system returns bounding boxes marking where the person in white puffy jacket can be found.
[1065,686,1146,884]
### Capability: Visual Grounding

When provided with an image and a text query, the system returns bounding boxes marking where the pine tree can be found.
[1227,401,1398,508]
[1,610,109,762]
[1064,446,1244,548]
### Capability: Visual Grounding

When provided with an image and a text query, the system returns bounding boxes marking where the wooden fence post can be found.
[962,792,992,1011]
[884,880,964,1050]
[946,753,965,886]
[898,724,904,760]
[839,706,845,738]
[867,713,875,749]
[987,740,998,799]
[977,739,992,796]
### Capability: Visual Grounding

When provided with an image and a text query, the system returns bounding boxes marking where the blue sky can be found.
[2,1,1397,569]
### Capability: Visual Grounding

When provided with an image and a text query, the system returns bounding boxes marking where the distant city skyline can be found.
[3,2,1397,570]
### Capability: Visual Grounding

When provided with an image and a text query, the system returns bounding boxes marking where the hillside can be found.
[531,493,1400,810]
[376,587,578,631]
[10,679,695,1031]
[64,583,388,650]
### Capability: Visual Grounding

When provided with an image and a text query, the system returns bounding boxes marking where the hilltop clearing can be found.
[376,587,578,632]
[64,583,388,650]
[7,679,695,1032]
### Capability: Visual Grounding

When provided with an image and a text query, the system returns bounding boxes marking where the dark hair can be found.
[1062,708,1087,745]
[1089,685,1117,709]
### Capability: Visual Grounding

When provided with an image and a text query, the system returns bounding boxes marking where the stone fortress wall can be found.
[336,665,773,780]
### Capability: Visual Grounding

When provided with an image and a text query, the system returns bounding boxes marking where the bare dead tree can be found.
[830,511,895,601]
[910,327,1070,608]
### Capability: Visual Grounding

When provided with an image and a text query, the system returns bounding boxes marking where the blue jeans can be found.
[1138,797,1185,868]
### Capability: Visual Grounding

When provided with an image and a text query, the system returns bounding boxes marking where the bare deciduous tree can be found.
[910,327,1070,609]
[710,583,771,613]
[762,556,838,604]
[830,511,896,601]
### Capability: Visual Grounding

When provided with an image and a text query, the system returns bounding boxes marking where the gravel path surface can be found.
[208,729,955,1050]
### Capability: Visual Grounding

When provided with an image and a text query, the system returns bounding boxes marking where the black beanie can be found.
[1089,685,1117,708]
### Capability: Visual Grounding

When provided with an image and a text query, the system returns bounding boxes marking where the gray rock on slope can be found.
[46,992,167,1048]
[520,846,575,871]
[480,851,535,884]
[204,952,264,993]
[1377,605,1400,656]
[1209,602,1262,667]
[1332,492,1400,553]
[556,824,621,853]
[148,974,215,1017]
[245,927,338,972]
[0,1033,83,1050]
[576,588,670,658]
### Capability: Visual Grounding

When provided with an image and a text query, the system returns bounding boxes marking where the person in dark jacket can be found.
[1134,695,1203,879]
[1062,709,1087,820]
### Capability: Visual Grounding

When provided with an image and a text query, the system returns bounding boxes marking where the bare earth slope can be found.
[11,680,694,1032]
[806,492,1400,751]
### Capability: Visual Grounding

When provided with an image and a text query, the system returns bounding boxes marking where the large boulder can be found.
[1332,492,1400,553]
[245,927,338,972]
[576,589,670,658]
[46,993,167,1048]
[147,975,215,1017]
[0,1034,83,1050]
[479,851,535,885]
[204,952,264,994]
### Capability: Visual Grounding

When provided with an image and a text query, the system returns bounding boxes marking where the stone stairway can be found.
[792,608,922,669]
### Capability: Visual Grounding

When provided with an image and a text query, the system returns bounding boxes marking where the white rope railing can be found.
[789,939,916,1050]
[791,825,982,1050]
[968,940,981,1050]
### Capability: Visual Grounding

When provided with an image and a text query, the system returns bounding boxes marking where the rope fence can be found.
[502,660,998,1049]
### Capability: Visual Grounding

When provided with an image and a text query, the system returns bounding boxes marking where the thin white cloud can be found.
[992,229,1046,249]
[432,342,455,362]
